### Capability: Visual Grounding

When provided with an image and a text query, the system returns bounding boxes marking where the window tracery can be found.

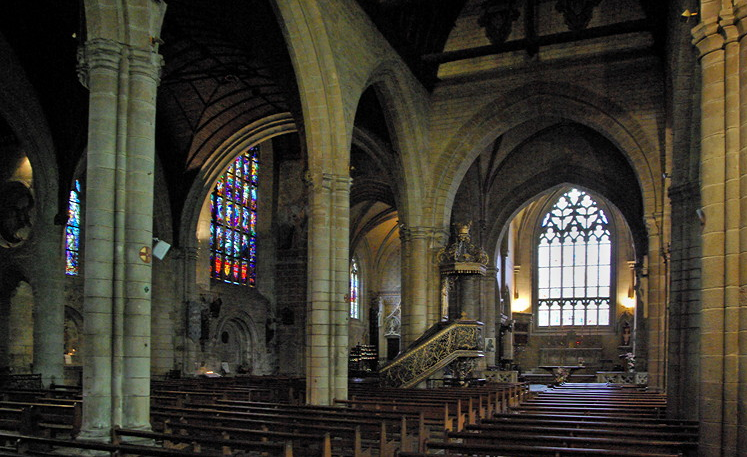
[537,188,611,327]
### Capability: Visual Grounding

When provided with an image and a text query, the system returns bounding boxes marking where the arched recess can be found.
[430,82,661,234]
[213,311,258,374]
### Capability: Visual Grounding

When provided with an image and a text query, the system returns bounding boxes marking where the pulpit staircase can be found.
[379,319,484,388]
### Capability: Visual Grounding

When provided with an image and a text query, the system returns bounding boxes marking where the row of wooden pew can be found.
[399,382,699,456]
[0,378,529,456]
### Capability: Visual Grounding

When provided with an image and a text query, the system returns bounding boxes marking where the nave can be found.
[0,375,697,456]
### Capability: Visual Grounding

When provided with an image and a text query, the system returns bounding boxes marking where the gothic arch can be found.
[361,59,429,226]
[431,82,661,233]
[271,0,350,176]
[180,113,297,254]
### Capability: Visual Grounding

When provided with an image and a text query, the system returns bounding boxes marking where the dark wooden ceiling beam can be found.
[421,18,652,65]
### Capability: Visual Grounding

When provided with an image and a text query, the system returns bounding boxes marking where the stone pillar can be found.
[306,172,350,405]
[32,220,65,387]
[77,36,163,440]
[482,266,497,366]
[459,276,478,319]
[78,39,121,441]
[330,174,350,402]
[692,11,736,455]
[736,4,747,453]
[121,45,162,432]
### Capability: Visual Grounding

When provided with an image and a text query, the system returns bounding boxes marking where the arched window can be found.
[350,257,360,319]
[210,147,259,286]
[65,179,82,276]
[537,188,611,327]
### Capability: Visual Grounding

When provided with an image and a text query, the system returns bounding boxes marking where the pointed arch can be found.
[431,82,661,234]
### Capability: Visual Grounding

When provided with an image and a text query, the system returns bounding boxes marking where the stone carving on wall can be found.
[384,301,401,337]
[555,0,601,31]
[0,181,34,247]
[478,0,520,45]
[187,300,203,343]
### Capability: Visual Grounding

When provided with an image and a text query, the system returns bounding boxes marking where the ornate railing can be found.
[379,320,483,388]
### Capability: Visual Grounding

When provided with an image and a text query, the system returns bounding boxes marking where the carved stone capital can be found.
[692,19,725,58]
[128,46,165,85]
[77,39,123,88]
[719,14,739,44]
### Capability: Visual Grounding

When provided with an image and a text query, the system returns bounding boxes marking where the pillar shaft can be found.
[32,219,65,386]
[306,172,350,405]
[78,37,162,440]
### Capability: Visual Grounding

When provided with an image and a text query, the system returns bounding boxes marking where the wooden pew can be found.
[151,407,399,456]
[113,427,295,456]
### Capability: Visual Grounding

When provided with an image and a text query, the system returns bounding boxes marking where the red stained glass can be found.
[210,146,259,285]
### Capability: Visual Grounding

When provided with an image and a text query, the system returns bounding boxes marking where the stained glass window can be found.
[536,189,611,327]
[65,180,82,276]
[350,257,360,319]
[210,147,259,286]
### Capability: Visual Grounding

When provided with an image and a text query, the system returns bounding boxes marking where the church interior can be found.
[0,0,745,455]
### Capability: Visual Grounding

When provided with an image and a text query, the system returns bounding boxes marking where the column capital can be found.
[306,171,351,190]
[719,14,740,44]
[77,38,124,88]
[77,39,164,88]
[692,20,725,58]
[735,4,747,37]
[128,46,165,85]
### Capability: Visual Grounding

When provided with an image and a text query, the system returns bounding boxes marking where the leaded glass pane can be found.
[210,147,259,286]
[538,304,549,326]
[536,188,612,327]
[549,304,561,326]
[350,257,360,319]
[65,180,82,276]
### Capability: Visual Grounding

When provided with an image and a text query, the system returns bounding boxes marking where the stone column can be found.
[77,36,163,440]
[459,276,478,319]
[692,15,730,456]
[404,227,430,344]
[330,174,350,402]
[482,266,497,366]
[306,172,350,405]
[32,219,65,386]
[736,4,747,453]
[78,39,122,441]
[121,45,162,432]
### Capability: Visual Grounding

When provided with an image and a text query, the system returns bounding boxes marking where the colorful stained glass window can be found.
[211,148,259,286]
[65,180,82,276]
[536,189,611,327]
[350,257,360,319]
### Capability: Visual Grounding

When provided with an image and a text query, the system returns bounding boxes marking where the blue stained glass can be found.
[225,201,233,227]
[234,231,242,256]
[65,179,82,276]
[216,197,224,224]
[210,147,258,286]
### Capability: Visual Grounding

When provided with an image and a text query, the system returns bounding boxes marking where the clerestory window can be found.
[536,188,611,327]
[210,147,259,286]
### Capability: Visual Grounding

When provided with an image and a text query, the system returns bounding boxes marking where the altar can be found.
[539,347,602,367]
